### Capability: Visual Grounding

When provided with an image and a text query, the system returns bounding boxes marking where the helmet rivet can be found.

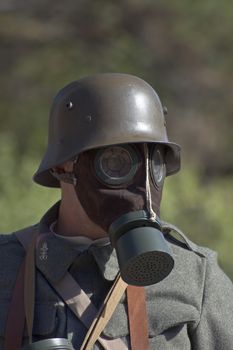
[163,106,168,115]
[66,101,73,110]
[86,115,92,122]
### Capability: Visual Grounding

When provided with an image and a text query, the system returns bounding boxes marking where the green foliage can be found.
[0,135,59,231]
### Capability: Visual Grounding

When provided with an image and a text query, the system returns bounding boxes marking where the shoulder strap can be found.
[127,285,149,350]
[15,226,38,344]
[4,259,26,350]
[5,226,38,350]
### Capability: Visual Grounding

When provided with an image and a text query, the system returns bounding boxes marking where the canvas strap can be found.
[80,273,128,350]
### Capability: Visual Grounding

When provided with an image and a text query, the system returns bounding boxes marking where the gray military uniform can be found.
[0,202,233,349]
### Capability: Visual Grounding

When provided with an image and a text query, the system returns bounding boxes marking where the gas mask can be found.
[72,143,174,286]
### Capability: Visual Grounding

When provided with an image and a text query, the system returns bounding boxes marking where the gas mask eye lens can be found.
[94,145,139,186]
[151,146,166,187]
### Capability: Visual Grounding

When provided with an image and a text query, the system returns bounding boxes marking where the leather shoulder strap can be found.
[127,285,149,350]
[4,260,26,350]
[15,226,38,344]
[4,226,38,350]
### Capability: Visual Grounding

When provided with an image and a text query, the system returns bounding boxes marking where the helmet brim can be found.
[33,141,180,188]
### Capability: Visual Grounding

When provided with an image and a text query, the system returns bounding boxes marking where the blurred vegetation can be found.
[0,0,232,280]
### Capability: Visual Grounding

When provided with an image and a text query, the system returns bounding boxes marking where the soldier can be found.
[1,73,233,350]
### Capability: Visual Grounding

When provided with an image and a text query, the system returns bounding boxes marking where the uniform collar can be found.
[36,201,119,283]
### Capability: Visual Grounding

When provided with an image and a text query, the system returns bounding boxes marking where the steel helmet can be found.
[33,73,181,187]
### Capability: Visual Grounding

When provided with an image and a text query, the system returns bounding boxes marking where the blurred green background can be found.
[0,0,232,279]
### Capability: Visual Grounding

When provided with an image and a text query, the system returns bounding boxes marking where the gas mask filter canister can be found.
[109,210,174,286]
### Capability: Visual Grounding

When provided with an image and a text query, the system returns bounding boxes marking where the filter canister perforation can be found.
[121,251,173,286]
[113,224,174,286]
